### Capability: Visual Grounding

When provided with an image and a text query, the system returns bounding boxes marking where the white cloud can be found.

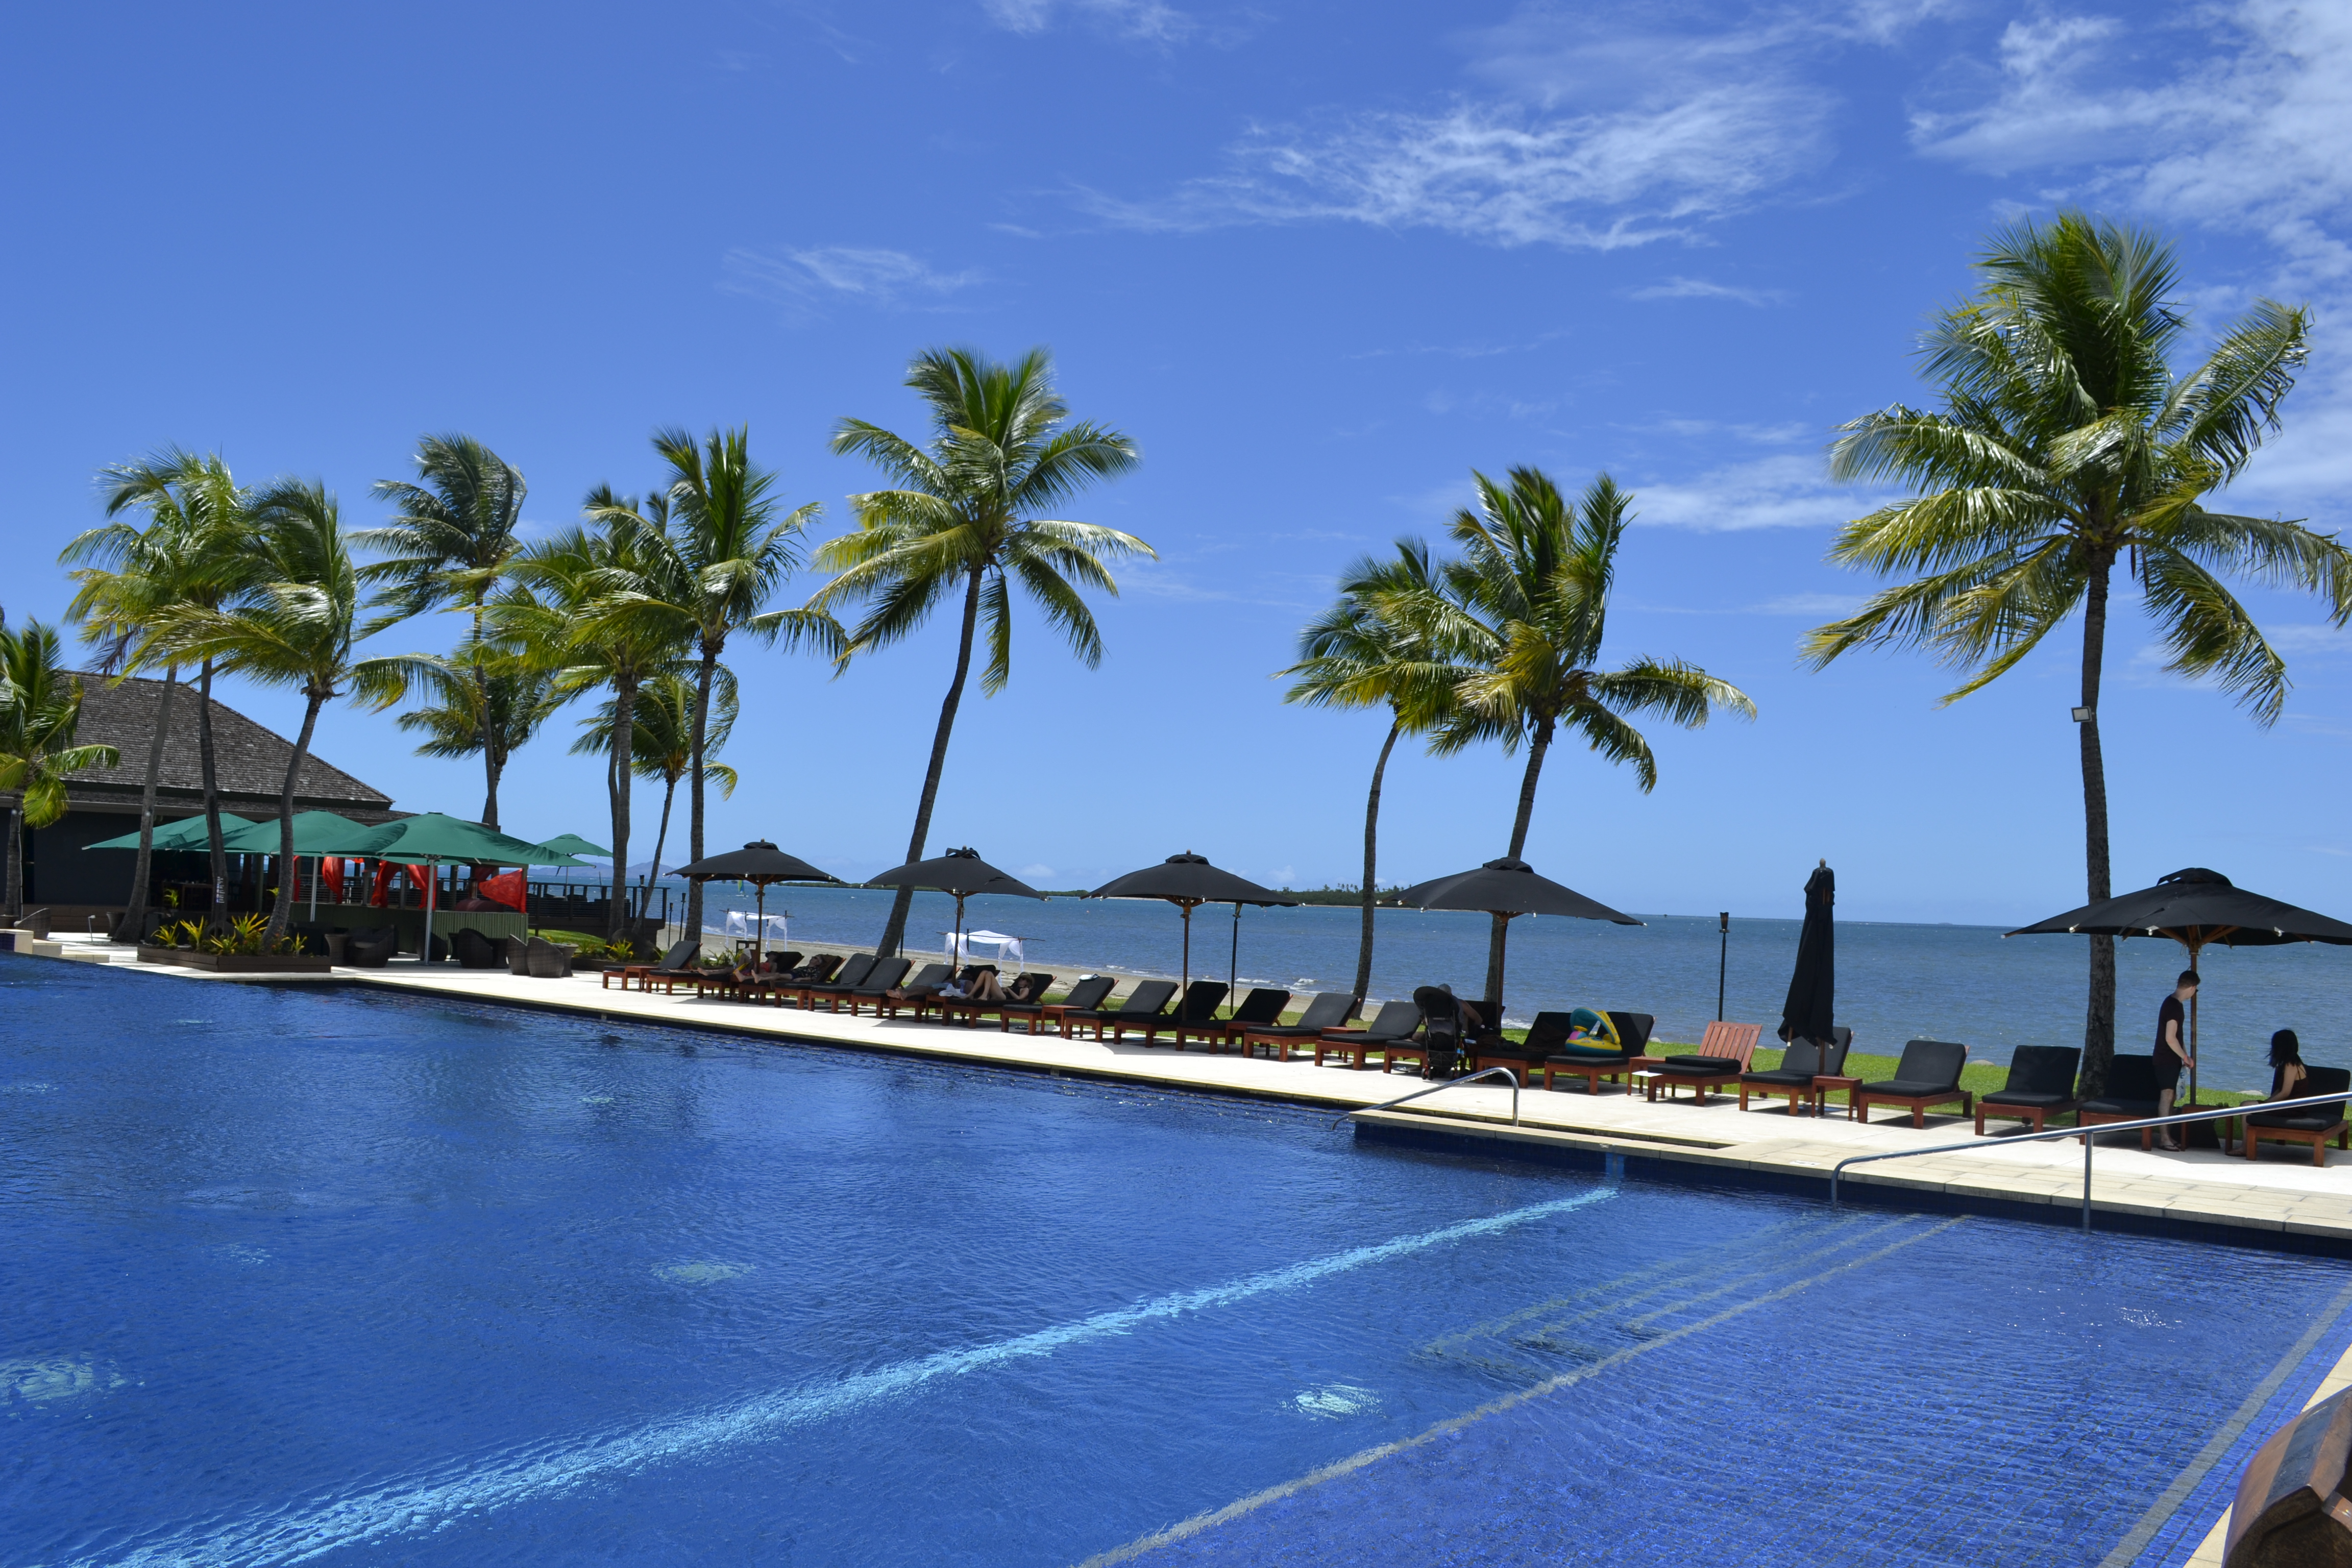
[1628,275,1787,305]
[1751,592,1867,616]
[2263,624,2352,656]
[719,246,980,321]
[982,0,1193,42]
[1019,864,1057,880]
[1632,454,1880,531]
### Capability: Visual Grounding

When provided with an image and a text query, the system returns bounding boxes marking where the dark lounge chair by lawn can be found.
[1975,1045,2082,1135]
[790,952,878,1009]
[2075,1055,2163,1148]
[608,940,700,992]
[1540,1011,1657,1094]
[877,963,981,1021]
[1061,979,1179,1041]
[1024,975,1115,1035]
[1236,991,1354,1059]
[1316,999,1423,1070]
[1172,987,1291,1051]
[940,972,1056,1028]
[1852,1039,1972,1128]
[2244,1066,2351,1166]
[700,950,801,1001]
[1737,1034,1851,1114]
[1644,1020,1763,1104]
[834,956,918,1014]
[753,952,842,1004]
[1116,981,1229,1044]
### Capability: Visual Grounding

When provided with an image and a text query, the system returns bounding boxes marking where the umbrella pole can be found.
[956,892,968,968]
[2186,935,2203,1107]
[1230,903,1240,1019]
[1181,902,1192,995]
[308,856,317,922]
[423,866,437,964]
[754,883,766,968]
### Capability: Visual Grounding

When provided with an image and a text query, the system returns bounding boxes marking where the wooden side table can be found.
[1811,1074,1863,1119]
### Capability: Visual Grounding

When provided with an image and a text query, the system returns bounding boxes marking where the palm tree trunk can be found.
[685,641,717,940]
[649,773,677,935]
[1484,719,1554,1004]
[2079,551,2117,1095]
[473,598,498,831]
[4,796,19,918]
[877,565,984,959]
[263,689,326,945]
[117,666,178,942]
[1352,718,1402,1019]
[608,674,635,942]
[481,749,503,830]
[197,658,229,928]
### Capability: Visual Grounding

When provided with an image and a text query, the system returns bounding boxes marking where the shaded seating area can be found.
[1171,987,1290,1052]
[2076,1055,2163,1149]
[607,940,700,992]
[1737,1032,1851,1115]
[1644,1020,1763,1104]
[1852,1039,1971,1128]
[451,927,505,970]
[1060,980,1177,1041]
[1537,1011,1657,1094]
[1236,992,1354,1060]
[2245,1066,2352,1166]
[1114,981,1228,1044]
[1975,1045,2080,1135]
[1315,999,1420,1070]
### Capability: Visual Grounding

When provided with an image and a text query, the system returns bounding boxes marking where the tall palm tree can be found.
[384,585,567,819]
[359,434,528,827]
[571,666,739,903]
[0,620,120,917]
[1279,538,1457,1015]
[1804,213,2351,1091]
[153,480,408,944]
[88,450,257,924]
[1385,468,1754,1002]
[585,429,830,940]
[815,346,1150,957]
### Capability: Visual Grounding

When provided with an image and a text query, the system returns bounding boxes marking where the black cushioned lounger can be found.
[1853,1039,1971,1128]
[1238,992,1354,1059]
[2076,1054,2162,1147]
[1976,1045,2081,1135]
[1117,981,1230,1044]
[1062,980,1178,1041]
[1174,987,1291,1051]
[1017,975,1114,1035]
[1316,999,1421,1070]
[795,952,877,1008]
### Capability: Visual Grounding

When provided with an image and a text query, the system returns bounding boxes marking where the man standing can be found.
[2154,970,2198,1150]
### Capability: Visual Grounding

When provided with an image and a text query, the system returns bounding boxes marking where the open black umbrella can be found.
[1779,861,1835,1048]
[2008,867,2352,1103]
[1396,857,1642,1017]
[1085,852,1297,998]
[864,847,1045,964]
[670,841,844,965]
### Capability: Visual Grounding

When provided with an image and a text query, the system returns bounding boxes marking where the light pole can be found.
[1717,911,1729,1021]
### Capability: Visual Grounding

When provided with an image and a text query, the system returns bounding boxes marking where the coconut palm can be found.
[1279,538,1458,1015]
[151,480,408,944]
[584,428,831,939]
[385,593,567,820]
[358,434,528,827]
[0,620,120,917]
[815,346,1150,957]
[571,667,739,904]
[1804,213,2352,1091]
[1384,467,1754,1002]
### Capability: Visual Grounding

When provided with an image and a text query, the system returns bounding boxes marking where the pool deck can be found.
[42,933,2352,1249]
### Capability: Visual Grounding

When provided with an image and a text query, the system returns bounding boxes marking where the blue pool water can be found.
[6,954,2351,1567]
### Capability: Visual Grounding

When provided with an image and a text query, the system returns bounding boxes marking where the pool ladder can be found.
[1336,1065,1520,1130]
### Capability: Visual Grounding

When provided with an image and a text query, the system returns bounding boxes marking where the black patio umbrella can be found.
[2008,867,2352,1103]
[669,841,844,965]
[1396,857,1642,1017]
[1779,861,1836,1048]
[1085,852,1298,999]
[864,847,1046,964]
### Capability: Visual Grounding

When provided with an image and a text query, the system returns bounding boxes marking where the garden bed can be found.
[172,952,339,973]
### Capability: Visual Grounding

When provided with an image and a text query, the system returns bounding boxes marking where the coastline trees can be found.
[1804,214,2351,1093]
[0,620,120,918]
[815,347,1149,959]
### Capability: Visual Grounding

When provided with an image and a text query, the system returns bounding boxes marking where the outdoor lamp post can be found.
[1718,911,1729,1021]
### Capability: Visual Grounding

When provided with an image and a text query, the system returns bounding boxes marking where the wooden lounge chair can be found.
[2245,1066,2351,1166]
[698,950,801,1001]
[607,939,699,991]
[1975,1045,2081,1135]
[1171,987,1291,1052]
[1115,981,1229,1044]
[1316,999,1422,1070]
[2075,1055,2163,1148]
[1236,992,1354,1060]
[1540,1012,1657,1094]
[1738,1035,1853,1114]
[1061,980,1178,1041]
[751,952,840,1004]
[1852,1039,1971,1128]
[831,956,916,1014]
[937,972,1055,1028]
[791,952,877,1010]
[1644,1020,1763,1104]
[1024,975,1115,1036]
[876,963,981,1021]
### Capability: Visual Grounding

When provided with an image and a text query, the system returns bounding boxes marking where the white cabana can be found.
[944,929,1024,965]
[712,909,789,943]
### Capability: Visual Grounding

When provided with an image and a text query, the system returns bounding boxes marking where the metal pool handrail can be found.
[1829,1090,2352,1230]
[1337,1065,1520,1130]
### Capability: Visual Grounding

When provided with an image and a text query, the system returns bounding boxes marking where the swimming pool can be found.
[6,955,2349,1567]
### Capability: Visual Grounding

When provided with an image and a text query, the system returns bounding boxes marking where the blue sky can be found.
[6,0,2349,924]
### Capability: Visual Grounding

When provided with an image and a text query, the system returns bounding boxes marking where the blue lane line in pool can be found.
[82,1186,1620,1568]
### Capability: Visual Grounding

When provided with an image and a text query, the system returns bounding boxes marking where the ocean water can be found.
[666,883,2352,1095]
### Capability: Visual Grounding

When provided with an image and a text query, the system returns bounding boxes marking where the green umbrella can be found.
[534,832,612,858]
[83,813,256,852]
[347,814,589,963]
[218,811,377,856]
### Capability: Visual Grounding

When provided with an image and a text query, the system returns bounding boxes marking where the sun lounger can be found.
[834,956,918,1013]
[1852,1039,1971,1127]
[1236,992,1354,1059]
[1060,979,1179,1041]
[1975,1045,2081,1135]
[790,952,877,1009]
[1540,1011,1658,1094]
[1643,1020,1763,1104]
[751,951,840,1003]
[1737,1034,1851,1114]
[1172,987,1291,1051]
[876,963,981,1020]
[1116,981,1229,1044]
[1316,999,1422,1070]
[1024,975,1116,1036]
[698,950,802,1001]
[608,940,700,991]
[2075,1055,2163,1148]
[2244,1066,2351,1166]
[937,972,1055,1028]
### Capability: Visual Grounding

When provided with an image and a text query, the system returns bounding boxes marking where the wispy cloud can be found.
[1632,454,1874,531]
[1629,275,1787,305]
[982,0,1195,43]
[720,246,981,322]
[1751,592,1866,616]
[2263,623,2352,656]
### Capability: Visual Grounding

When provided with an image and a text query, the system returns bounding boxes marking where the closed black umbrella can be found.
[1779,861,1835,1048]
[865,847,1046,964]
[1396,857,1642,1017]
[2008,867,2352,1102]
[1086,852,1297,997]
[670,841,844,965]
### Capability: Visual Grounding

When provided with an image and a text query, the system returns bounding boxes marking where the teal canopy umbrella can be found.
[347,814,590,963]
[83,813,256,852]
[534,832,612,859]
[217,811,380,922]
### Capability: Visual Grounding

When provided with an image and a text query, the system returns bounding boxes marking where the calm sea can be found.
[611,879,2349,1094]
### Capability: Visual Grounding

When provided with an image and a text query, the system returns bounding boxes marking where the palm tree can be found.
[385,585,567,821]
[359,434,528,827]
[152,480,408,944]
[571,667,739,905]
[815,346,1150,957]
[87,450,257,924]
[0,620,120,917]
[585,429,830,940]
[1385,468,1754,1003]
[1804,213,2352,1092]
[1279,538,1457,1016]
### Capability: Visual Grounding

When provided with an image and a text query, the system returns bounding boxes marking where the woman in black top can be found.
[2267,1029,2308,1101]
[2153,970,2198,1150]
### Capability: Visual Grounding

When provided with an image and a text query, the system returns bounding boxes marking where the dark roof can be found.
[63,672,396,820]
